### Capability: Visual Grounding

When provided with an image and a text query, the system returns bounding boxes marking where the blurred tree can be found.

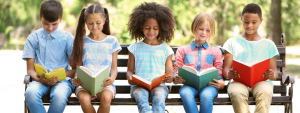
[269,0,282,45]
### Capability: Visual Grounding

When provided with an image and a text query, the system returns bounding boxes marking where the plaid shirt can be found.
[174,41,223,79]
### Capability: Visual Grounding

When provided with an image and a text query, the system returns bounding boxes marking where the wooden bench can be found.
[23,33,294,113]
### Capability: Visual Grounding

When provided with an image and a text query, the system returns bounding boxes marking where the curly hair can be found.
[127,2,175,43]
[242,3,262,19]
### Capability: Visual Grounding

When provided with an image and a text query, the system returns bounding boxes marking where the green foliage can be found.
[1,0,300,50]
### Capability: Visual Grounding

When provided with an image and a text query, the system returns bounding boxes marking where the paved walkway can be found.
[0,49,298,113]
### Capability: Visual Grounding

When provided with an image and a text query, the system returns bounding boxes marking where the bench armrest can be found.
[24,75,31,84]
[281,67,295,86]
[283,76,295,86]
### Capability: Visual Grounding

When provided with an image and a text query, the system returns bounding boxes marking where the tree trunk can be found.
[270,0,282,45]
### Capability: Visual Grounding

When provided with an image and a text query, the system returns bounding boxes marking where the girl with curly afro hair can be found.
[126,2,175,113]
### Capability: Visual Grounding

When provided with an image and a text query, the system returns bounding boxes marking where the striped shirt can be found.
[82,35,121,75]
[174,41,223,79]
[22,28,74,80]
[128,41,174,81]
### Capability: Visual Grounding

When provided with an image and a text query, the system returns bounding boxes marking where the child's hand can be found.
[209,79,225,90]
[73,78,83,86]
[173,76,185,84]
[163,75,173,83]
[102,77,115,86]
[262,69,275,79]
[38,74,58,86]
[228,69,240,79]
[127,76,138,85]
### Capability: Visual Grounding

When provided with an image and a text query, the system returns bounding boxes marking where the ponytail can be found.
[102,8,110,35]
[71,8,86,66]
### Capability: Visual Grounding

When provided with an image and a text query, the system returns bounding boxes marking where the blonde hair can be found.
[191,13,216,42]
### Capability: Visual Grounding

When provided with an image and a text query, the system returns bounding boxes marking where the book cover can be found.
[233,58,269,88]
[178,66,219,90]
[132,72,169,91]
[77,66,109,96]
[34,64,66,81]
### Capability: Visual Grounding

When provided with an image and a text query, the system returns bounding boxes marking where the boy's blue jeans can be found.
[25,78,75,113]
[180,85,218,113]
[130,84,169,113]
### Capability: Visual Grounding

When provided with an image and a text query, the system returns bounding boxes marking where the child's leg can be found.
[251,81,273,113]
[179,85,198,113]
[150,85,168,113]
[198,86,218,113]
[77,90,96,113]
[48,79,74,113]
[130,85,152,113]
[227,81,250,113]
[24,81,50,113]
[96,90,113,113]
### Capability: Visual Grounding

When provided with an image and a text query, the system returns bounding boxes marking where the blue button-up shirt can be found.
[22,28,74,75]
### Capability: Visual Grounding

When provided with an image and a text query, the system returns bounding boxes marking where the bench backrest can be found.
[115,37,287,96]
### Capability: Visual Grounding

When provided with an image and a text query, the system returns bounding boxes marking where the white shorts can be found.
[75,85,116,99]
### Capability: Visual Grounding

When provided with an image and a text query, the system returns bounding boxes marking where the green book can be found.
[77,66,109,96]
[178,65,219,90]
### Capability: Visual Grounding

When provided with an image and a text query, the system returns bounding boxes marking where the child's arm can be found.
[163,55,174,83]
[173,47,186,84]
[126,52,138,85]
[103,51,118,86]
[71,59,83,87]
[26,58,58,86]
[263,56,278,80]
[223,51,240,79]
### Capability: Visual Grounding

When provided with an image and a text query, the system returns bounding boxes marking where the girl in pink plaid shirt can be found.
[173,13,224,113]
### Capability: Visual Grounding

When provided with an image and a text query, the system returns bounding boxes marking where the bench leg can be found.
[290,102,293,113]
[284,103,288,113]
[24,100,31,113]
[24,100,28,113]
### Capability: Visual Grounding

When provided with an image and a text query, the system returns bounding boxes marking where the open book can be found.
[34,63,66,81]
[77,66,109,96]
[233,58,269,88]
[178,65,219,90]
[132,72,169,91]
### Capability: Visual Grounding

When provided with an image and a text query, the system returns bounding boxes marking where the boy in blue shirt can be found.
[222,3,279,113]
[22,0,75,113]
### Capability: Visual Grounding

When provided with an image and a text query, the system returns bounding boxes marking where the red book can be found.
[233,59,269,88]
[132,72,169,91]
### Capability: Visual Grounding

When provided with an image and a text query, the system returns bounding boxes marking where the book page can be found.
[199,67,217,76]
[94,66,109,77]
[132,75,151,84]
[37,63,48,73]
[150,76,161,82]
[79,66,94,77]
[182,65,197,75]
[49,67,63,74]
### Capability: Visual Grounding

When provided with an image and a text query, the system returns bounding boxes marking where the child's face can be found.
[241,13,263,35]
[85,13,106,35]
[40,17,61,34]
[195,20,211,42]
[142,18,159,41]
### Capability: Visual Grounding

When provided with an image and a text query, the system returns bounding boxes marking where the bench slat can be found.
[40,96,291,105]
[117,58,284,67]
[119,45,285,55]
[115,85,286,94]
[115,71,283,80]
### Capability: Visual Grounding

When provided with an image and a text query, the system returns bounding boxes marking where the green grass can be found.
[286,64,300,79]
[286,53,300,59]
